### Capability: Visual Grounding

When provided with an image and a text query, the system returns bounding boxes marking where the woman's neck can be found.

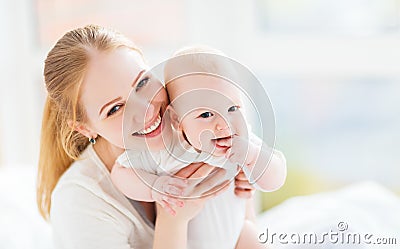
[92,137,124,172]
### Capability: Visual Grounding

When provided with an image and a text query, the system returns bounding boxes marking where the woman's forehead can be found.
[80,48,146,115]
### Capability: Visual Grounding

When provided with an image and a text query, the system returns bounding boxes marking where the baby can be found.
[111,46,286,248]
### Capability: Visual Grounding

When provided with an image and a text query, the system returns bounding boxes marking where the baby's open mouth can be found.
[132,113,162,136]
[213,135,233,148]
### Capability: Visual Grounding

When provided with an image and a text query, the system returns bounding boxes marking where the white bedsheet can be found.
[256,181,400,249]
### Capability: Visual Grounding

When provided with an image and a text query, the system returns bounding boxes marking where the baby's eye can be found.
[107,104,123,117]
[228,105,240,112]
[135,77,150,91]
[199,112,213,118]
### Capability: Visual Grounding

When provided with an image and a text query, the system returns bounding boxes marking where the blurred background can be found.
[1,0,400,248]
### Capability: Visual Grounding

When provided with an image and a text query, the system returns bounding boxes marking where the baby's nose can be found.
[215,116,229,131]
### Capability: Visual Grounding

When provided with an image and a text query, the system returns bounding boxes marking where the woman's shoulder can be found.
[50,150,108,224]
[53,145,110,200]
[50,146,154,248]
[51,145,139,220]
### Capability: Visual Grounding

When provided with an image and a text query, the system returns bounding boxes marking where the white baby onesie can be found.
[117,133,246,249]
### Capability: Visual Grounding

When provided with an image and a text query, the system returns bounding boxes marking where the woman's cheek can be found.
[104,116,125,147]
[115,115,125,146]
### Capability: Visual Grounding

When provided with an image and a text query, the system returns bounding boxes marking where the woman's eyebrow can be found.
[98,70,146,116]
[99,97,122,116]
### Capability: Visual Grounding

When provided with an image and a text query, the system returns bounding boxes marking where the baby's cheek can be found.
[183,128,199,148]
[233,120,250,138]
[197,129,215,153]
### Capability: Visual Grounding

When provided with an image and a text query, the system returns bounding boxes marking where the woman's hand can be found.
[153,163,229,249]
[173,162,214,178]
[175,162,255,199]
[157,162,228,220]
[155,179,229,222]
[234,169,255,199]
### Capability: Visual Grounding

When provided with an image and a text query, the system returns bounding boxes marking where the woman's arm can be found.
[235,195,264,249]
[153,199,202,249]
[153,163,229,249]
[153,212,189,249]
[245,198,257,223]
[153,183,230,249]
[235,220,265,249]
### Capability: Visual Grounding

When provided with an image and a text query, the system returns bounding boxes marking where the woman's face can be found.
[80,47,169,151]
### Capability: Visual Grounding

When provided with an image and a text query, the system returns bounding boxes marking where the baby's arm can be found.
[226,135,287,192]
[110,163,187,215]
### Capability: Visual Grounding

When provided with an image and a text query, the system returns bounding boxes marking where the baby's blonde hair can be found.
[164,45,237,85]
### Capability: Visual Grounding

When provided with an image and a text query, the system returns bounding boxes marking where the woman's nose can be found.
[133,100,156,124]
[143,103,155,123]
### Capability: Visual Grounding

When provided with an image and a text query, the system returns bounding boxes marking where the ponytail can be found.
[37,97,76,220]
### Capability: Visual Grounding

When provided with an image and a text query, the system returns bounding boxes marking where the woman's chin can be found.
[146,141,165,151]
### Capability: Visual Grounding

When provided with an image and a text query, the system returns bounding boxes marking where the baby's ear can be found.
[166,105,181,131]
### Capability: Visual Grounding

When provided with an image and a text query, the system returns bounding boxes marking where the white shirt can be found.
[51,144,154,249]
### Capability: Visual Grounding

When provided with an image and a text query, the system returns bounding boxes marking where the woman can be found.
[37,25,257,249]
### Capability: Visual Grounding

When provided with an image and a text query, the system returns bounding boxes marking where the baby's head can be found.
[164,46,248,156]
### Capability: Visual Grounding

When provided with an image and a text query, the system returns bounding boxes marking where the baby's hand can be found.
[225,135,260,168]
[151,176,188,216]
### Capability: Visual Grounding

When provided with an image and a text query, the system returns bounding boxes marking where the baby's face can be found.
[167,74,248,156]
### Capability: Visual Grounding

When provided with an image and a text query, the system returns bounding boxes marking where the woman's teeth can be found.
[135,115,161,135]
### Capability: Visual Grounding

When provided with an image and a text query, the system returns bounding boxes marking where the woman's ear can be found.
[166,105,181,131]
[67,120,98,139]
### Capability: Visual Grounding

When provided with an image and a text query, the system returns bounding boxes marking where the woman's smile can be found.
[132,113,162,137]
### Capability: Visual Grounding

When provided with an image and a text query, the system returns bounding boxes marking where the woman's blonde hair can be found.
[37,24,142,220]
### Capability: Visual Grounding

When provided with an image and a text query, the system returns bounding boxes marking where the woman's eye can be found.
[107,104,123,117]
[199,112,213,118]
[228,106,239,112]
[135,77,150,91]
